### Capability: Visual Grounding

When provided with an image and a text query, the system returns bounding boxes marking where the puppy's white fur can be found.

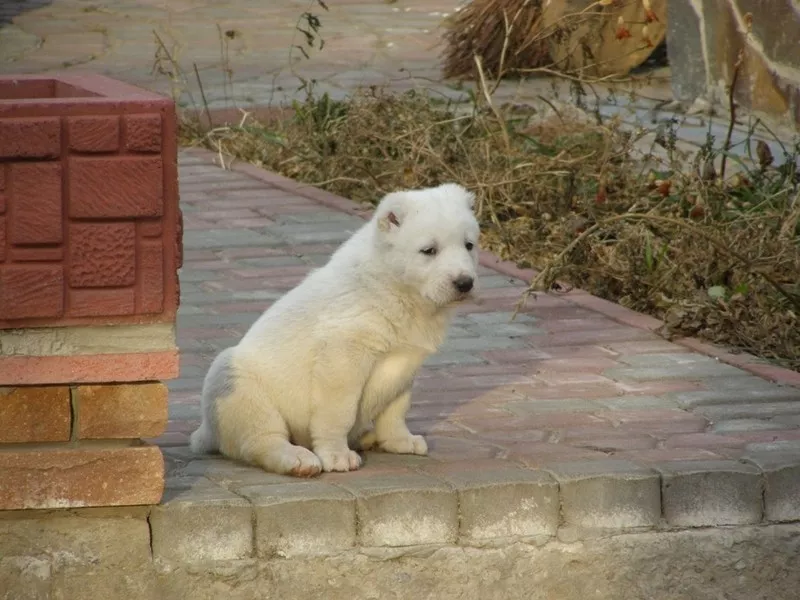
[189,183,480,476]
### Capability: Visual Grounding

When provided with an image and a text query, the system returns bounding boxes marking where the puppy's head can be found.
[373,183,480,307]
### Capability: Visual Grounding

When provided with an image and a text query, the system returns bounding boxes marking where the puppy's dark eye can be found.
[420,247,437,256]
[465,242,474,251]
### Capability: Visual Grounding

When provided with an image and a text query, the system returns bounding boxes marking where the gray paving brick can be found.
[275,211,366,225]
[771,414,800,427]
[150,484,253,563]
[439,336,528,353]
[605,361,743,381]
[178,270,221,283]
[669,388,800,408]
[463,311,538,325]
[168,402,201,420]
[178,460,297,488]
[182,229,285,249]
[468,322,543,337]
[695,402,800,421]
[507,398,599,414]
[167,379,203,392]
[743,440,800,454]
[335,474,458,547]
[298,253,331,266]
[423,351,487,367]
[229,290,287,302]
[656,460,762,527]
[742,453,800,522]
[710,419,790,433]
[178,313,261,327]
[595,395,680,410]
[238,482,356,557]
[617,353,717,367]
[477,275,527,289]
[443,325,475,339]
[238,256,308,267]
[702,375,796,393]
[440,468,558,541]
[546,460,661,529]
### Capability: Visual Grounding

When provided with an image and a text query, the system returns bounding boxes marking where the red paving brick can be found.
[156,151,800,475]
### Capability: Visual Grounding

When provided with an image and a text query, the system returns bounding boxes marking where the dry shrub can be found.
[442,0,550,79]
[182,88,800,370]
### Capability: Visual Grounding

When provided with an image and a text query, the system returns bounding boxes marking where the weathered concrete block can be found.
[439,468,559,541]
[0,510,153,600]
[666,0,800,128]
[666,0,708,102]
[150,484,253,563]
[338,474,458,547]
[238,481,356,557]
[743,452,800,523]
[657,460,763,526]
[547,460,661,530]
[0,511,151,568]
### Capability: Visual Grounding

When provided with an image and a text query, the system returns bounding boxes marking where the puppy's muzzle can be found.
[453,276,474,294]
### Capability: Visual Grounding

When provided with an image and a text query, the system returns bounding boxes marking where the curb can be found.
[181,146,800,388]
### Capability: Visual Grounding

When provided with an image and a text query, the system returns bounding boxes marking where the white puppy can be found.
[189,183,480,476]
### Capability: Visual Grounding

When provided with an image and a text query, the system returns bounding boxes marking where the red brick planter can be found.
[0,73,181,329]
[0,74,181,509]
[0,73,182,385]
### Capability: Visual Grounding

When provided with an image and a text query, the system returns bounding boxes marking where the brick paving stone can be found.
[149,484,253,563]
[696,402,800,421]
[439,468,559,541]
[741,452,800,522]
[605,361,744,381]
[335,474,458,547]
[238,482,356,557]
[656,460,763,527]
[546,460,661,530]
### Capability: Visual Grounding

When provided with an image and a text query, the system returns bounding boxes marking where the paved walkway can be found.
[141,150,800,562]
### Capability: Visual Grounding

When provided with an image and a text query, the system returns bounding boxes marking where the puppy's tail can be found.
[189,423,217,454]
[189,347,236,455]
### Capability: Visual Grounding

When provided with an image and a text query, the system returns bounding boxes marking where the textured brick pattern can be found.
[0,74,180,329]
[77,382,168,439]
[0,443,164,510]
[0,386,71,443]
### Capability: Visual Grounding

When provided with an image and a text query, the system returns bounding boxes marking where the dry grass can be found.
[442,0,550,80]
[180,87,800,371]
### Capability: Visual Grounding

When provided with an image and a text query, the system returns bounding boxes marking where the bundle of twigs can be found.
[442,0,550,79]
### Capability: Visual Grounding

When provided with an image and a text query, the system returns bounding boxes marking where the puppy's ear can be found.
[376,192,408,232]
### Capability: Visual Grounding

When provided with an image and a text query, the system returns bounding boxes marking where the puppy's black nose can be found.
[454,276,474,293]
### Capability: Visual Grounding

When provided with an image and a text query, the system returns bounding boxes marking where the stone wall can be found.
[667,0,800,130]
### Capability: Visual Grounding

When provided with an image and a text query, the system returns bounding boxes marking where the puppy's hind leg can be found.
[208,355,322,477]
[218,384,322,477]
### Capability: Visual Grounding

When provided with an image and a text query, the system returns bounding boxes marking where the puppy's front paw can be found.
[316,448,362,472]
[285,446,323,478]
[379,434,428,456]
